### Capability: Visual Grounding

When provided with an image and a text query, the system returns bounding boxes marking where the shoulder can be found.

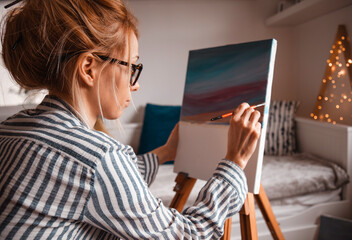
[1,107,135,168]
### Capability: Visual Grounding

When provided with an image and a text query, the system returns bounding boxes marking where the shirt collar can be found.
[37,95,89,128]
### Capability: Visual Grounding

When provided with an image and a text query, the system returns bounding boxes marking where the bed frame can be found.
[229,117,352,240]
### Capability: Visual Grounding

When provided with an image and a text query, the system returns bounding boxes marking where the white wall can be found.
[292,5,352,118]
[122,0,295,123]
[0,0,310,124]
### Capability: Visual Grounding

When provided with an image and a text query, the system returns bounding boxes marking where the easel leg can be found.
[220,218,232,240]
[170,175,284,240]
[255,184,285,240]
[169,172,197,212]
[239,193,258,240]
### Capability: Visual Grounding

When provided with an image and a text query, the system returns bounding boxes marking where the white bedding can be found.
[261,153,349,200]
[149,153,348,219]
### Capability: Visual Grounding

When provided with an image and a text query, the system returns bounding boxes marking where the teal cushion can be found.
[138,103,181,164]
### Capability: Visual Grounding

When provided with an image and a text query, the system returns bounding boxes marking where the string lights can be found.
[311,25,352,125]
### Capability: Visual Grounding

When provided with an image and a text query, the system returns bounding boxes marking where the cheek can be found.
[98,69,131,119]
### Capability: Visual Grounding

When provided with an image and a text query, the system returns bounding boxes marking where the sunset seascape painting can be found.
[181,39,274,123]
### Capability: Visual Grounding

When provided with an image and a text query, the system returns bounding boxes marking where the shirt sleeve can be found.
[136,153,159,186]
[83,148,247,240]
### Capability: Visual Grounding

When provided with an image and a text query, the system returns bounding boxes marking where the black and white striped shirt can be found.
[0,95,247,239]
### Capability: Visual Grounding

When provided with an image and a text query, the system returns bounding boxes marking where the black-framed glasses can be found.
[96,55,143,86]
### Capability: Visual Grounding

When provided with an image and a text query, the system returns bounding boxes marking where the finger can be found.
[244,122,261,155]
[248,110,261,125]
[241,106,255,125]
[232,102,250,121]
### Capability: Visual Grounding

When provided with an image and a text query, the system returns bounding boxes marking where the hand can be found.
[151,123,179,165]
[225,103,261,169]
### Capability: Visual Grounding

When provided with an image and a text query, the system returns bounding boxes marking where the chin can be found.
[103,110,123,120]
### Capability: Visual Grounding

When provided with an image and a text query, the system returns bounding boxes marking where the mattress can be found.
[149,153,349,219]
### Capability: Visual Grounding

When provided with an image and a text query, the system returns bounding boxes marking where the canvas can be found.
[174,39,277,193]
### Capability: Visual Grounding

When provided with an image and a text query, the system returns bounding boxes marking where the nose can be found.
[130,82,140,92]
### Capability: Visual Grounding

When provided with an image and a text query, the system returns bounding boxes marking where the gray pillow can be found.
[265,101,299,156]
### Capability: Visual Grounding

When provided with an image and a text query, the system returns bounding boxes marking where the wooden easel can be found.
[169,172,285,240]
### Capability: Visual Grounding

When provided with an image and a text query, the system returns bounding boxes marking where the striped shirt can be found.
[0,95,248,239]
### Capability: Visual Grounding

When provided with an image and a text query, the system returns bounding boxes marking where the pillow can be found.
[264,101,299,156]
[138,103,181,164]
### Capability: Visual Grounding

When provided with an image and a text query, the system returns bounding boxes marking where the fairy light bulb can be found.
[337,70,345,77]
[313,29,351,125]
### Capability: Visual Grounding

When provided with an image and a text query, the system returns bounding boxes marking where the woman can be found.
[0,0,261,239]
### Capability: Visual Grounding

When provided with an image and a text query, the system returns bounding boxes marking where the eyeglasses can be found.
[96,55,143,86]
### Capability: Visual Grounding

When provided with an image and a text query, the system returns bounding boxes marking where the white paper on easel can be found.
[174,120,264,194]
[174,39,277,194]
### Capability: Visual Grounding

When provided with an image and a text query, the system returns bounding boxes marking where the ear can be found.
[78,53,99,87]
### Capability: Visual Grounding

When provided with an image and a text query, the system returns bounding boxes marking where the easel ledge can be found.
[169,172,285,240]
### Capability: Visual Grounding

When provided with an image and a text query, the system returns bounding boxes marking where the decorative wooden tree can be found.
[311,25,352,125]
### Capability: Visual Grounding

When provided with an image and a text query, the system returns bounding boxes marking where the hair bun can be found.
[2,0,138,95]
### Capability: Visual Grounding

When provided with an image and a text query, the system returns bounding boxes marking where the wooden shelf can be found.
[266,0,352,27]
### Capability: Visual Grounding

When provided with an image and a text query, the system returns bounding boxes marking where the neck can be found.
[49,90,98,129]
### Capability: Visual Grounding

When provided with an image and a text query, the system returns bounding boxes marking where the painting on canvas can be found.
[174,39,277,193]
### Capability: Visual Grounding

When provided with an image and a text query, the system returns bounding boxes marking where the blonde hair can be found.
[2,0,138,106]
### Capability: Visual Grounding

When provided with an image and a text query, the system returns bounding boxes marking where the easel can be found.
[169,172,285,240]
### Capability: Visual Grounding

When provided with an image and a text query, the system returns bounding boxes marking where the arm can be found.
[83,103,260,239]
[150,123,178,165]
[83,149,247,239]
[135,123,178,185]
[136,153,159,186]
